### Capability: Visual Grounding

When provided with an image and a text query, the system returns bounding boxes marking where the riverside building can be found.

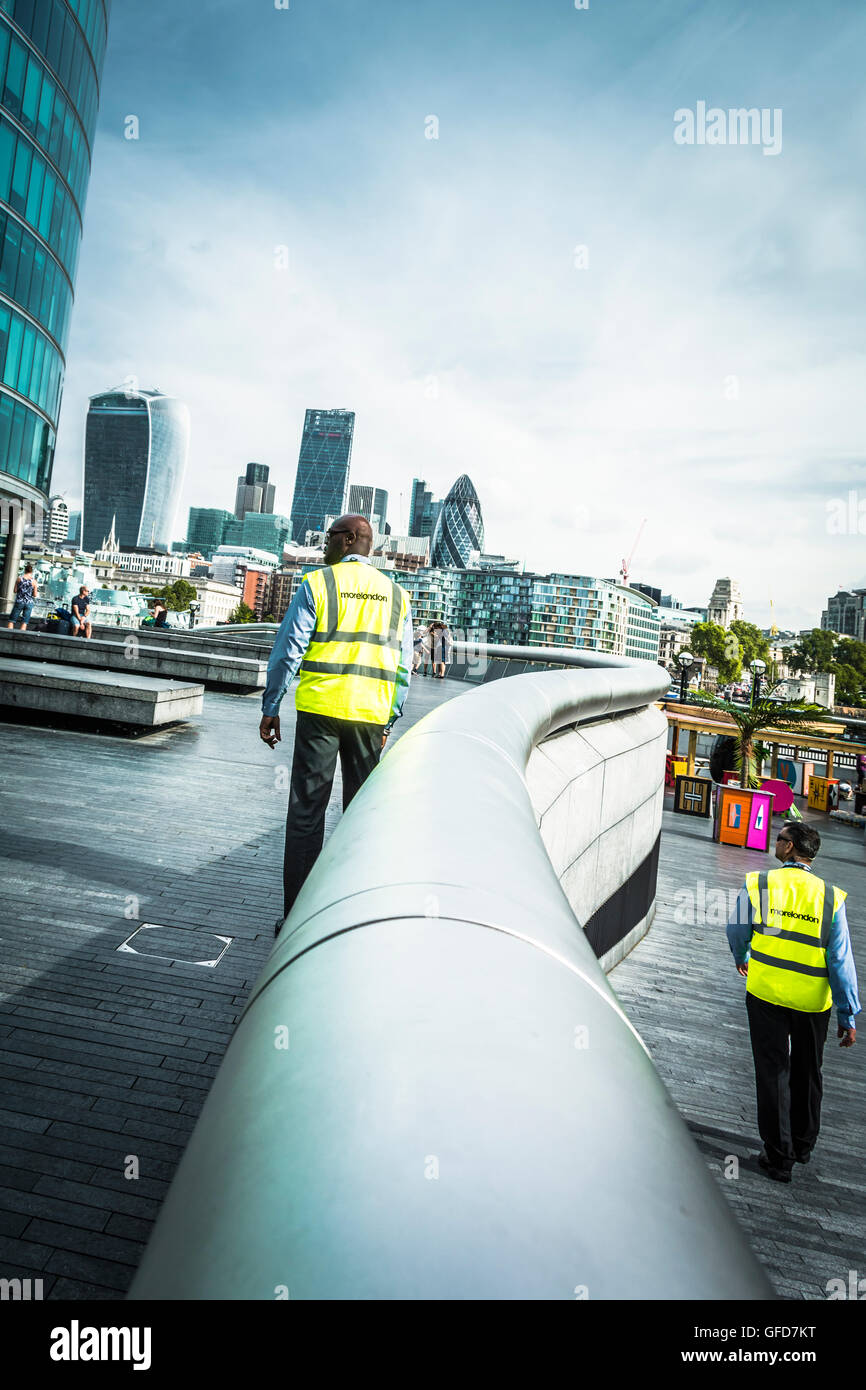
[0,0,111,611]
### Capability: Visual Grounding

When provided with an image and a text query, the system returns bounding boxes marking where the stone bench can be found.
[0,629,268,689]
[89,624,276,663]
[0,657,204,728]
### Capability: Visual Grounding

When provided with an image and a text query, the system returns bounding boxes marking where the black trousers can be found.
[282,710,383,916]
[746,992,831,1171]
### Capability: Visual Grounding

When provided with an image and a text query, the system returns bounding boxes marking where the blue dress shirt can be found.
[261,555,413,729]
[726,861,861,1028]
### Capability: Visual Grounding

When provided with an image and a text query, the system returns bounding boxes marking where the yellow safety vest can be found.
[744,867,844,1013]
[295,561,410,725]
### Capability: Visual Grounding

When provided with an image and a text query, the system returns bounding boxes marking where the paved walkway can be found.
[0,672,862,1298]
[0,672,454,1297]
[611,804,865,1301]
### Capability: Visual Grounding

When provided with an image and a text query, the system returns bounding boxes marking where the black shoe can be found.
[758,1151,792,1182]
[794,1149,811,1165]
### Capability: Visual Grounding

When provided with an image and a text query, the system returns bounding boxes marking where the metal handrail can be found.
[129,650,772,1300]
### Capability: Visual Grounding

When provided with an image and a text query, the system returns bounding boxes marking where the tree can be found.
[689,621,742,684]
[262,613,276,623]
[141,579,198,611]
[830,662,864,706]
[728,620,769,669]
[227,601,255,624]
[690,685,828,788]
[785,628,836,675]
[833,637,866,679]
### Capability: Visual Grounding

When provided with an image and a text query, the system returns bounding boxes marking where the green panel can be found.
[3,312,22,386]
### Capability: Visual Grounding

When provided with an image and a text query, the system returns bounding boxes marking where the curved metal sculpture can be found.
[129,651,773,1300]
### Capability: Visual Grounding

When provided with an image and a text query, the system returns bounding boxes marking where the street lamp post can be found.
[750,657,767,706]
[678,649,693,703]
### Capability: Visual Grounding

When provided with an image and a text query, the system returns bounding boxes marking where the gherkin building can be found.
[430,474,483,569]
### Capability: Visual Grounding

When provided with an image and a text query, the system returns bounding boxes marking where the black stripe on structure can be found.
[308,630,401,648]
[749,949,829,979]
[321,567,339,642]
[299,660,398,683]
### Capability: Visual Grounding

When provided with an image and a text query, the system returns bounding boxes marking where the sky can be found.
[51,0,866,630]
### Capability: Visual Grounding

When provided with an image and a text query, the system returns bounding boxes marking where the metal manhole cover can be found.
[117,924,233,968]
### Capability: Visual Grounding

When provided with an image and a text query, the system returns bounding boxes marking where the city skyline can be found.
[44,0,866,629]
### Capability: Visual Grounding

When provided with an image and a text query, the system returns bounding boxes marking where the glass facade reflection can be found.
[290,407,355,543]
[0,0,109,510]
[430,474,484,569]
[83,389,190,552]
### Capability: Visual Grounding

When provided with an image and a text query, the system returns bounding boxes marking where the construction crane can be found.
[619,518,647,588]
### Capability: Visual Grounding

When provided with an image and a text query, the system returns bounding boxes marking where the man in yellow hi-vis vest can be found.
[259,515,413,932]
[727,821,860,1181]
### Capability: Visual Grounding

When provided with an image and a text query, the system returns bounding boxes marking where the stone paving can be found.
[0,668,862,1299]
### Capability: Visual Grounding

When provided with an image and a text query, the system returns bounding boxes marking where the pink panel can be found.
[759,778,794,814]
[746,791,774,850]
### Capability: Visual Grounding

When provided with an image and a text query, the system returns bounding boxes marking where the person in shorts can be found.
[7,564,37,629]
[71,586,93,638]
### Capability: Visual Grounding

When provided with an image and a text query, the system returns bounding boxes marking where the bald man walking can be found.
[260,515,413,932]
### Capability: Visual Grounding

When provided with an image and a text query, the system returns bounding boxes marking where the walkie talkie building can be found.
[82,387,190,551]
[0,0,111,607]
[431,474,484,569]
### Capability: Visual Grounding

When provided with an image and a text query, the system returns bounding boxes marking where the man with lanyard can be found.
[727,821,860,1181]
[259,514,413,934]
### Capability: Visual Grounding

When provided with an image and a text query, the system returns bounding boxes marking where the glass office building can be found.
[0,0,110,604]
[234,460,275,519]
[289,407,354,543]
[409,478,442,538]
[82,387,190,551]
[237,510,290,557]
[183,506,234,558]
[430,474,484,569]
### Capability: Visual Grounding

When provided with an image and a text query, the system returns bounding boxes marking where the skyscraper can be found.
[348,483,374,518]
[44,495,70,546]
[82,387,190,552]
[0,0,110,610]
[409,478,442,538]
[431,474,484,569]
[290,408,355,543]
[347,483,388,535]
[372,487,388,534]
[234,461,275,519]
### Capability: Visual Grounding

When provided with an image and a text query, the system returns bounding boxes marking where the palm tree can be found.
[689,683,828,788]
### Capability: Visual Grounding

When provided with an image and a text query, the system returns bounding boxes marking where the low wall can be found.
[129,651,772,1300]
[0,629,267,689]
[0,657,204,727]
[530,704,667,971]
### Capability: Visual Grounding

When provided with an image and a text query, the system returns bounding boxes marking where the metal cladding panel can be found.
[130,918,770,1301]
[129,655,772,1301]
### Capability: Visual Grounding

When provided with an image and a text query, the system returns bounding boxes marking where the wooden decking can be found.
[611,803,865,1301]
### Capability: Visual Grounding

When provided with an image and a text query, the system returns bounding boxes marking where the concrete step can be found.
[0,657,204,727]
[0,630,267,689]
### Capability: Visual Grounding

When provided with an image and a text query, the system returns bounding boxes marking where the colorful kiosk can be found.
[712,784,775,852]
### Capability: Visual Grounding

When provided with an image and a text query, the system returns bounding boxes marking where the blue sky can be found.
[52,0,866,628]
